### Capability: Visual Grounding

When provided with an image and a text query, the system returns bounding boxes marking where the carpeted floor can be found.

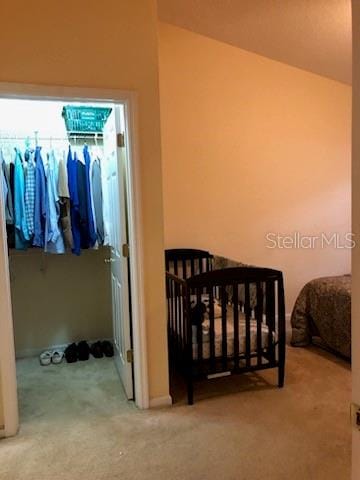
[0,346,351,480]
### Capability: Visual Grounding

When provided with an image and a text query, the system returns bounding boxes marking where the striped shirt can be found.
[24,149,36,237]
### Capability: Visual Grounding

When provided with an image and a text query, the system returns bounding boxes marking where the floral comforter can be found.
[291,274,351,358]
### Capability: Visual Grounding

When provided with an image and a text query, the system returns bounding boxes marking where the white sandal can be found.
[51,350,64,365]
[39,351,52,366]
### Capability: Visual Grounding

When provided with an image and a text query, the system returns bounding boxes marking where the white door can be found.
[103,106,134,399]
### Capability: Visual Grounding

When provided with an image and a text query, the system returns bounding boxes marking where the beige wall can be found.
[159,22,351,313]
[10,249,112,356]
[0,0,169,423]
[353,2,360,478]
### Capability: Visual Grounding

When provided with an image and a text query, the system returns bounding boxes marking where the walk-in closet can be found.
[0,98,134,424]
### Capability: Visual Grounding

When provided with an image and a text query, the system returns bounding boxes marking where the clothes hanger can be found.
[24,136,31,150]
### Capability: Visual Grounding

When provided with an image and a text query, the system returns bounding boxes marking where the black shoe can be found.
[90,341,103,359]
[64,343,78,363]
[101,340,114,358]
[77,341,90,361]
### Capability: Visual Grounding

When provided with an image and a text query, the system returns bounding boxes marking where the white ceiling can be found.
[158,0,352,85]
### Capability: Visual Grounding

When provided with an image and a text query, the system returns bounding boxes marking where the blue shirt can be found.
[83,145,97,247]
[33,147,47,248]
[67,147,81,255]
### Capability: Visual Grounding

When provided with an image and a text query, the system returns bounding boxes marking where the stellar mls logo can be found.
[265,232,355,249]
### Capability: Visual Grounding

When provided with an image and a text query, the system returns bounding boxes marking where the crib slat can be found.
[169,279,173,332]
[209,287,215,369]
[256,281,263,366]
[190,258,195,277]
[176,283,181,361]
[175,282,180,354]
[169,279,174,359]
[233,283,239,370]
[196,288,203,362]
[179,282,184,360]
[183,283,189,356]
[182,284,186,353]
[175,281,181,363]
[182,259,187,279]
[245,281,251,367]
[199,257,203,273]
[221,286,228,367]
[266,280,275,359]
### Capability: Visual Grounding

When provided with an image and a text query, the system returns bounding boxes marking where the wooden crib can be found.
[165,249,286,404]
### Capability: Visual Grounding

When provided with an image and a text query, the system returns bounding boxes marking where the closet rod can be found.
[0,135,103,141]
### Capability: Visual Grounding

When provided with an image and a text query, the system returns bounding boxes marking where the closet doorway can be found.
[0,86,148,437]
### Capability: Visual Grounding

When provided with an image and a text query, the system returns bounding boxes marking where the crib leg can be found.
[278,364,285,388]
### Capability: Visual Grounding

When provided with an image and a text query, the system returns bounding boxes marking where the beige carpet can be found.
[0,347,351,480]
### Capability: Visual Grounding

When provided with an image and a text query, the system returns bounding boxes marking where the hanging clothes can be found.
[83,145,97,248]
[44,150,65,254]
[33,146,47,248]
[58,150,70,198]
[0,149,14,226]
[90,157,104,245]
[76,152,91,249]
[58,150,73,249]
[67,147,81,255]
[7,160,15,248]
[24,149,36,238]
[89,157,98,249]
[1,162,8,213]
[1,140,108,255]
[14,148,29,249]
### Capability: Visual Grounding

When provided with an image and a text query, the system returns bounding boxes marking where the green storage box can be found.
[62,106,112,134]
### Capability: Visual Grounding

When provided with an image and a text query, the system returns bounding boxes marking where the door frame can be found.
[0,83,149,437]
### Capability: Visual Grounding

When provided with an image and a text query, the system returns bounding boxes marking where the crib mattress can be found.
[192,309,274,360]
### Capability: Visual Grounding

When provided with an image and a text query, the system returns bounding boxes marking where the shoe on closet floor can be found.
[90,341,103,358]
[64,343,78,363]
[101,341,114,358]
[77,341,90,361]
[51,350,64,365]
[39,351,52,366]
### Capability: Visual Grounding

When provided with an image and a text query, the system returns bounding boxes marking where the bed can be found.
[165,249,286,404]
[291,274,351,359]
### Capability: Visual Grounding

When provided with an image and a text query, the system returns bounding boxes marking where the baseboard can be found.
[149,395,173,408]
[16,338,113,359]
